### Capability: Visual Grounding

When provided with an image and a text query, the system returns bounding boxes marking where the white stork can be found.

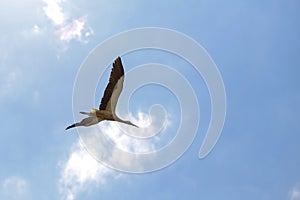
[66,57,138,130]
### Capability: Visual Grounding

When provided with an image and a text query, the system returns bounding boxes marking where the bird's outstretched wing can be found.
[99,57,125,113]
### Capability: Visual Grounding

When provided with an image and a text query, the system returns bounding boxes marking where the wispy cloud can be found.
[43,0,66,26]
[58,141,119,200]
[42,0,93,44]
[289,183,300,200]
[55,16,93,43]
[1,177,29,200]
[0,1,93,66]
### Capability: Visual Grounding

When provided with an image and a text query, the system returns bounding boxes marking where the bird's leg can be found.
[80,110,97,117]
[80,111,90,115]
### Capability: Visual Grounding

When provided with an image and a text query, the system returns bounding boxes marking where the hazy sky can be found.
[0,1,299,200]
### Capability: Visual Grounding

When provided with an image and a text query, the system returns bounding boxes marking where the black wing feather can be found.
[99,57,124,110]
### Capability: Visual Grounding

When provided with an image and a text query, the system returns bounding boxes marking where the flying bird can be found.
[66,57,138,130]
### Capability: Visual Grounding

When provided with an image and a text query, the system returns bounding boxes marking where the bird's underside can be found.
[66,57,138,130]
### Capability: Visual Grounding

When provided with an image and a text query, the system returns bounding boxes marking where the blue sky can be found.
[0,0,299,200]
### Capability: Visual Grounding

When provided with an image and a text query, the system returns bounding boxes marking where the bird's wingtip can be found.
[115,56,122,62]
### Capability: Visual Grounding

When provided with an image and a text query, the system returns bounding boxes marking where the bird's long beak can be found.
[65,124,76,130]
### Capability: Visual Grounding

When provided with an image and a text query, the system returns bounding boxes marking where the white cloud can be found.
[32,25,42,34]
[58,141,119,200]
[1,177,28,199]
[58,111,172,199]
[42,0,94,44]
[0,0,94,60]
[55,16,94,43]
[86,110,171,155]
[76,110,173,173]
[289,183,300,200]
[43,0,66,26]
